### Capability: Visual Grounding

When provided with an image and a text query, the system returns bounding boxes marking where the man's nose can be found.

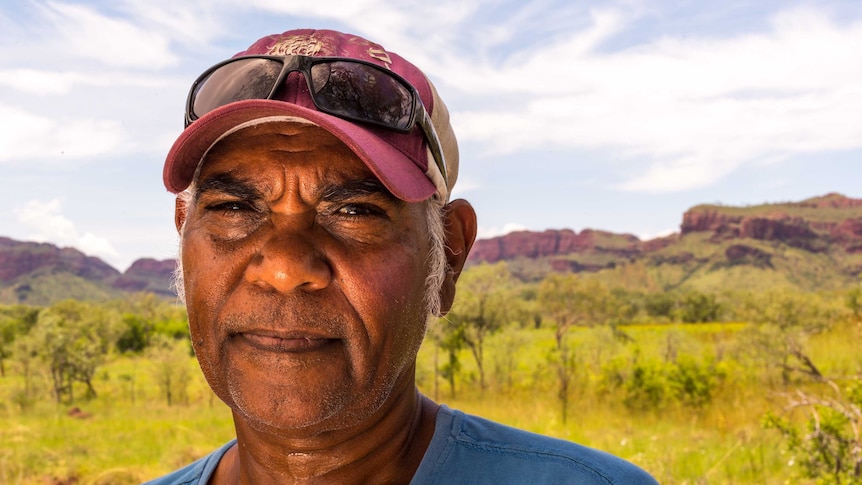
[243,217,332,293]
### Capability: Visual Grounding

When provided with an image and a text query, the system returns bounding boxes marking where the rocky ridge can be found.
[3,193,862,304]
[0,237,176,304]
[468,193,862,286]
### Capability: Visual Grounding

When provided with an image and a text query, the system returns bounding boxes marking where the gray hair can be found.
[173,187,449,319]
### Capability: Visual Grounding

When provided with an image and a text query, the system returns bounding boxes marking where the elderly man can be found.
[148,28,657,484]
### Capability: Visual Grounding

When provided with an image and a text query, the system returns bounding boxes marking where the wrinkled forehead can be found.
[193,120,369,187]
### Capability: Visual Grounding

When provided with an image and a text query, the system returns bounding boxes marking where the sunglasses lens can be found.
[192,58,284,119]
[309,61,414,131]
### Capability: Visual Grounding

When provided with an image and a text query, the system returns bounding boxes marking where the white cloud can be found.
[477,223,527,240]
[614,154,739,194]
[0,105,124,162]
[0,68,175,95]
[449,175,481,199]
[115,0,225,47]
[245,0,478,59]
[637,228,677,242]
[2,2,859,209]
[443,7,862,193]
[34,1,178,69]
[149,2,860,197]
[0,69,82,95]
[15,199,120,263]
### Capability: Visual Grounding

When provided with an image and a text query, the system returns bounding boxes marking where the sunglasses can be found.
[185,55,448,186]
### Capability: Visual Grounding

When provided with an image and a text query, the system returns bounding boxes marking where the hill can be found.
[3,193,861,304]
[0,237,176,305]
[468,193,862,292]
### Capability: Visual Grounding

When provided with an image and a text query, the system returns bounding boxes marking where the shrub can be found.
[668,355,722,408]
[764,378,862,484]
[623,359,671,411]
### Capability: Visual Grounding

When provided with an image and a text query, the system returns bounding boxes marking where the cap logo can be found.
[367,47,392,68]
[268,35,324,56]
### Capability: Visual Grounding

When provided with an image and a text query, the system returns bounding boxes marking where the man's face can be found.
[177,122,433,434]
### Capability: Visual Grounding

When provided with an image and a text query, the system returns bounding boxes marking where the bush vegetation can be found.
[1,262,860,484]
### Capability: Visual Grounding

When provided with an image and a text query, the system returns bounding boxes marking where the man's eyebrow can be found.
[321,178,400,204]
[195,173,263,201]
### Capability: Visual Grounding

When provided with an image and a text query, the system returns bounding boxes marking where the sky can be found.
[2,0,862,271]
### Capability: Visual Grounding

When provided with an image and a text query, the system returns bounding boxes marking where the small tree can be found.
[493,331,527,392]
[11,332,40,410]
[428,317,465,399]
[447,263,517,390]
[676,290,723,323]
[31,300,120,402]
[113,293,190,353]
[845,286,862,320]
[148,335,192,406]
[737,290,838,386]
[643,292,676,321]
[0,305,39,377]
[538,274,612,423]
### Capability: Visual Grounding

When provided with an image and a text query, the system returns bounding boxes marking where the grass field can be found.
[2,320,858,484]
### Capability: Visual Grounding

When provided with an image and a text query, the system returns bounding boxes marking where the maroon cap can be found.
[163,29,458,202]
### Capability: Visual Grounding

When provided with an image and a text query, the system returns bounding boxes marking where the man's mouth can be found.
[235,332,340,353]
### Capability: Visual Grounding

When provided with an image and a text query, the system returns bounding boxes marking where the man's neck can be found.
[211,389,439,484]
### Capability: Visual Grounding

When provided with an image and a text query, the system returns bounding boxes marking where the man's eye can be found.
[209,201,253,212]
[336,203,384,217]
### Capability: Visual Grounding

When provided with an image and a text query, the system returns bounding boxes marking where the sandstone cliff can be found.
[468,229,641,264]
[681,193,862,252]
[466,193,862,288]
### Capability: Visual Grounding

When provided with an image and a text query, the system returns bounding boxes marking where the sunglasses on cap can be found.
[185,55,448,186]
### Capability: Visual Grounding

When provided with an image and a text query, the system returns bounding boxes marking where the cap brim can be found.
[163,99,436,202]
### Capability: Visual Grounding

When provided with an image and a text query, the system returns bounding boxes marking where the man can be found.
[149,28,658,484]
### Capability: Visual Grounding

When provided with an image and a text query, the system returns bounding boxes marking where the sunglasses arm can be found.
[417,107,448,196]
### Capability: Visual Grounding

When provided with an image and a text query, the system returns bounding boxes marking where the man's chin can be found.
[228,390,379,438]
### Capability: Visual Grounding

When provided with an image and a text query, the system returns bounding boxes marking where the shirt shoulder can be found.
[141,440,236,485]
[412,406,658,485]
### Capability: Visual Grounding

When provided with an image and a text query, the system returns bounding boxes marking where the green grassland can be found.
[2,318,859,484]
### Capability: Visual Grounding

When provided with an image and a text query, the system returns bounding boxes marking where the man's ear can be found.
[439,198,477,316]
[175,197,188,234]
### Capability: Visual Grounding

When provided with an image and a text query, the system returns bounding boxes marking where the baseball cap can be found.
[162,28,458,202]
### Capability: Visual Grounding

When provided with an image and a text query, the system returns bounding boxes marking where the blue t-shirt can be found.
[143,405,658,484]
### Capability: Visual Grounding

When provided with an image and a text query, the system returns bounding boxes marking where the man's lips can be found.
[234,331,340,353]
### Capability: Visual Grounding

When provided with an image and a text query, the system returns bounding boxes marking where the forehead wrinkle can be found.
[260,145,388,204]
[195,172,263,201]
[320,178,399,204]
[263,148,345,205]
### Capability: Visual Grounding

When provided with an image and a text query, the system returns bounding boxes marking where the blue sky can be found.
[2,0,862,271]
